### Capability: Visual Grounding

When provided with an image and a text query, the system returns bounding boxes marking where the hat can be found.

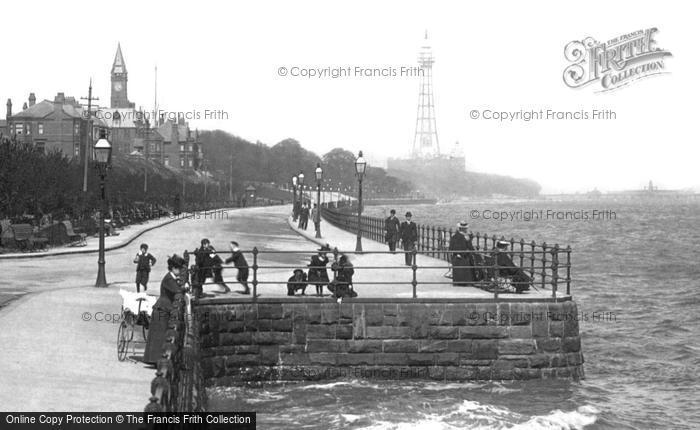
[293,268,305,275]
[496,240,509,249]
[405,211,412,217]
[230,241,239,247]
[457,222,469,231]
[318,243,331,252]
[167,254,187,269]
[201,238,210,246]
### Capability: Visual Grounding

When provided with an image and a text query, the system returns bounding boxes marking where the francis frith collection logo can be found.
[563,28,672,92]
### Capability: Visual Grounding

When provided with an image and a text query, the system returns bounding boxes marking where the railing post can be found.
[566,245,572,295]
[411,248,418,299]
[541,242,547,291]
[332,247,339,282]
[252,247,258,301]
[519,238,525,268]
[530,240,536,287]
[551,244,559,299]
[493,251,499,300]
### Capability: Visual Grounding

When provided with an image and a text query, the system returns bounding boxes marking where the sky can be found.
[1,0,697,194]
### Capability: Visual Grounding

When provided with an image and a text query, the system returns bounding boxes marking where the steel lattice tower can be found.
[412,31,440,158]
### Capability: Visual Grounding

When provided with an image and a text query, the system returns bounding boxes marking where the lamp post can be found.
[291,175,298,221]
[298,171,305,204]
[354,151,367,252]
[93,129,112,288]
[315,163,323,238]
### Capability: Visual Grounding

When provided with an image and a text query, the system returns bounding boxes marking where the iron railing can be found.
[319,203,572,296]
[144,293,206,412]
[182,247,571,300]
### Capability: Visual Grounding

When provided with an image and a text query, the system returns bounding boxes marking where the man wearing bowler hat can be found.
[399,212,418,266]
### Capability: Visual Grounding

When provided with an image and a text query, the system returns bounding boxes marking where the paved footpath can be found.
[0,205,315,411]
[0,211,213,260]
[284,214,560,300]
[0,203,561,411]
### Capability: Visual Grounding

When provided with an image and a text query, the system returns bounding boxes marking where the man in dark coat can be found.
[384,209,400,252]
[492,240,531,292]
[299,203,310,230]
[225,241,250,294]
[449,222,475,287]
[143,254,187,364]
[308,244,331,296]
[399,212,418,266]
[194,238,230,293]
[287,269,308,296]
[194,238,214,281]
[293,200,302,222]
[133,243,157,292]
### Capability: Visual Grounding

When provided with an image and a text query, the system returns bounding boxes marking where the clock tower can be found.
[110,43,132,108]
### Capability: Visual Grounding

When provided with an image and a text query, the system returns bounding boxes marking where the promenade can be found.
[270,214,564,300]
[0,203,565,411]
[0,211,214,260]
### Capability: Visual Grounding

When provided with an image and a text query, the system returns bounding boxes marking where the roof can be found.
[112,43,127,74]
[11,99,84,120]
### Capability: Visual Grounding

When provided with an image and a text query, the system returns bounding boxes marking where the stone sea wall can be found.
[195,299,584,385]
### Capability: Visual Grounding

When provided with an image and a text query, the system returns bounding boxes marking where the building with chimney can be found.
[7,92,106,158]
[155,117,203,169]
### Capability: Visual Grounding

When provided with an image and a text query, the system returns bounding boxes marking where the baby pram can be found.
[117,289,156,361]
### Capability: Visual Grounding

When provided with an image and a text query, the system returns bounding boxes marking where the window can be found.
[74,145,80,157]
[179,144,184,152]
[36,142,45,153]
[74,122,80,135]
[164,156,169,166]
[38,123,44,135]
[14,124,23,135]
[26,123,31,135]
[187,144,192,152]
[180,158,185,167]
[188,159,193,167]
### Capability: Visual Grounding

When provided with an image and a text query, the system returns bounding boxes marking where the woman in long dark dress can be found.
[143,254,187,364]
[308,244,330,296]
[449,222,475,287]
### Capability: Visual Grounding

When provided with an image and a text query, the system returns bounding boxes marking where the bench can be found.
[61,221,87,246]
[11,224,49,251]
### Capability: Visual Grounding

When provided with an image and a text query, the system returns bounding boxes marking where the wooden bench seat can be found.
[11,224,49,251]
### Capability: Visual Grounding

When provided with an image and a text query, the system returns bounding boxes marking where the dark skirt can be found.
[308,269,329,286]
[143,304,171,364]
[452,255,475,287]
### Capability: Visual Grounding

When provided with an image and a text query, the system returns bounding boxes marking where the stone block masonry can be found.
[195,300,584,385]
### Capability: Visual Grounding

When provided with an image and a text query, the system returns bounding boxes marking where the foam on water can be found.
[354,401,598,430]
[511,405,600,430]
